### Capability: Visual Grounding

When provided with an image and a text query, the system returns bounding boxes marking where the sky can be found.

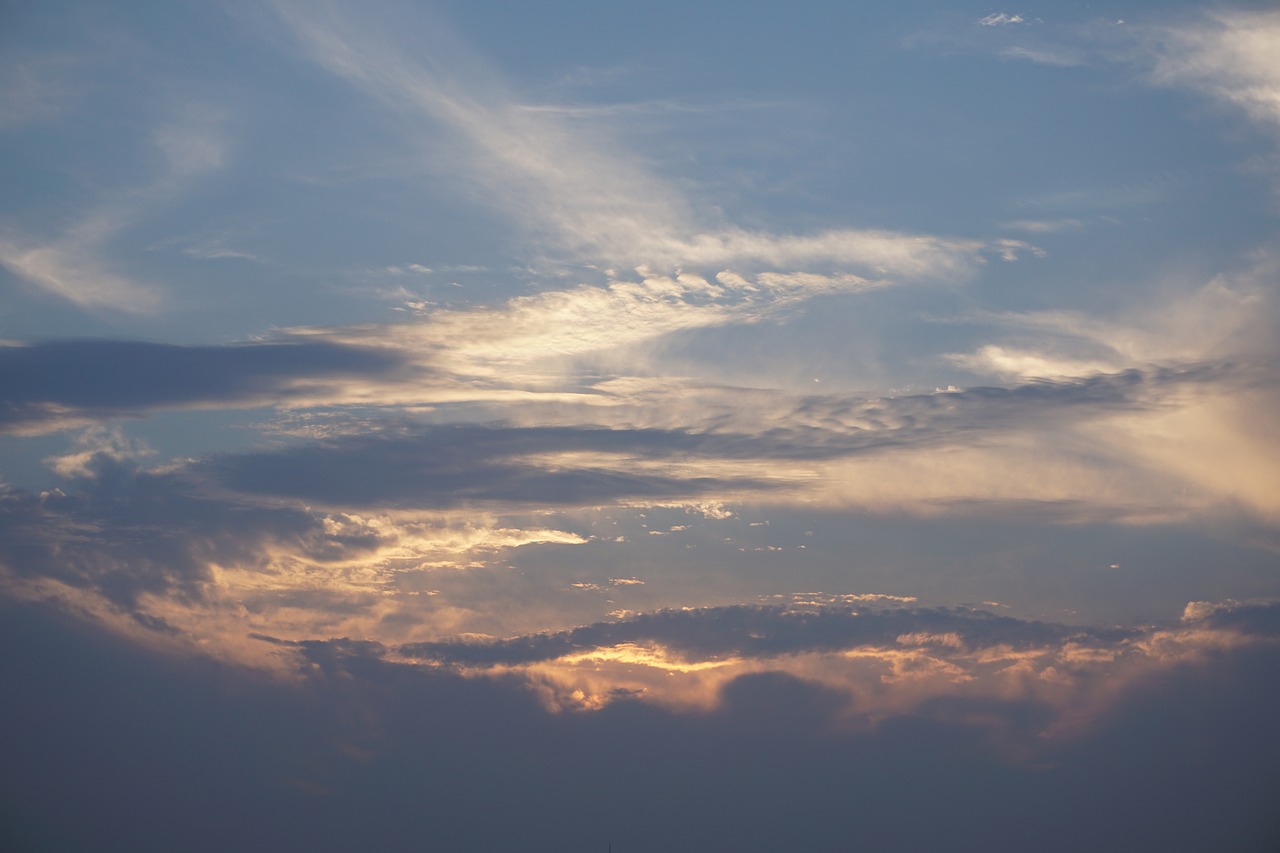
[2,1,1279,849]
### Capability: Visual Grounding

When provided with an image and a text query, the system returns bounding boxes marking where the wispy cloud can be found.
[979,13,1028,28]
[299,269,890,390]
[949,253,1278,378]
[987,8,1280,153]
[0,228,165,313]
[268,1,1019,276]
[997,45,1084,67]
[0,104,230,312]
[0,53,80,130]
[1143,10,1280,137]
[0,339,401,434]
[1000,217,1084,233]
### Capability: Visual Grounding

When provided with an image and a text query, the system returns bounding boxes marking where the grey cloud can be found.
[396,603,1131,667]
[0,458,355,605]
[6,598,1278,852]
[790,363,1226,432]
[197,424,778,508]
[0,362,1261,610]
[1190,600,1280,635]
[177,364,1233,510]
[0,339,402,431]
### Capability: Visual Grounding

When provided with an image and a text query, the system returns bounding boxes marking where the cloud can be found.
[7,322,1270,548]
[0,451,599,659]
[950,252,1278,376]
[4,358,1258,674]
[998,45,1084,68]
[398,603,1083,668]
[43,425,155,479]
[7,369,1267,667]
[0,101,231,312]
[0,339,403,433]
[19,344,1250,521]
[979,13,1027,28]
[2,6,1277,846]
[0,230,164,314]
[929,255,1280,524]
[6,595,1279,851]
[813,382,1280,524]
[186,365,1214,515]
[990,9,1280,152]
[302,268,888,388]
[194,424,778,509]
[268,1,1019,276]
[342,599,1280,738]
[1143,10,1280,138]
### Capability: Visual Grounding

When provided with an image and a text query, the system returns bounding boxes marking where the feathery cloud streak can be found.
[0,104,231,311]
[269,0,1017,275]
[1143,10,1280,138]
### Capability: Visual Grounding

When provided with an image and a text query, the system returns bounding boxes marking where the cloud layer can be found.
[3,3,1280,848]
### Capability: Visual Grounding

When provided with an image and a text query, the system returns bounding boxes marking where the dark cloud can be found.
[1191,599,1280,634]
[0,423,772,608]
[787,361,1240,440]
[397,603,1117,666]
[3,600,1277,852]
[186,363,1213,508]
[0,460,331,605]
[197,424,777,508]
[0,339,402,431]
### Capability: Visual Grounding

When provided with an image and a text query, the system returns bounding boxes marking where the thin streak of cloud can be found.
[0,339,402,434]
[268,1,1018,275]
[0,234,163,313]
[986,9,1280,154]
[998,45,1084,67]
[948,255,1278,380]
[979,13,1028,28]
[0,105,231,312]
[276,269,891,401]
[515,96,788,119]
[1000,218,1084,233]
[1143,10,1280,137]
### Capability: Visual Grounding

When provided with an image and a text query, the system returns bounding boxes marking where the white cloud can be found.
[0,104,230,312]
[1000,218,1084,233]
[979,13,1026,28]
[43,426,154,479]
[998,45,1083,67]
[947,344,1116,380]
[269,1,1015,277]
[0,231,164,313]
[950,255,1276,380]
[1144,10,1280,136]
[995,10,1280,149]
[283,268,889,398]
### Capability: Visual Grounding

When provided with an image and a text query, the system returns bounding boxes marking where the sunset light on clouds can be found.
[2,2,1279,850]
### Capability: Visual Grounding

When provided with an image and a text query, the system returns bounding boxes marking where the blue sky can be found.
[2,2,1279,849]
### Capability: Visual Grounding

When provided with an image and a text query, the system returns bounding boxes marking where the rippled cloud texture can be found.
[2,2,1278,850]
